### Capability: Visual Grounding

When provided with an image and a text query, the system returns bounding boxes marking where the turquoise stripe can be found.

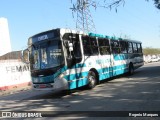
[98,67,111,73]
[88,33,120,40]
[32,66,68,83]
[113,64,128,70]
[32,75,54,83]
[99,71,113,80]
[66,64,129,89]
[53,66,67,78]
[64,72,88,81]
[113,68,127,76]
[98,64,128,74]
[113,54,128,61]
[32,63,87,83]
[69,78,88,89]
[98,64,129,80]
[113,64,128,76]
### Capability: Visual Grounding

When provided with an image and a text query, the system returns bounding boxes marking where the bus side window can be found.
[82,36,92,55]
[120,41,127,54]
[98,38,110,55]
[89,37,99,55]
[111,40,121,54]
[128,42,133,53]
[133,43,138,53]
[82,36,99,56]
[137,43,142,53]
[73,34,82,58]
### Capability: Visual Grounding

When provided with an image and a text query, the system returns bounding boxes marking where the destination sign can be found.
[38,35,48,41]
[29,29,60,45]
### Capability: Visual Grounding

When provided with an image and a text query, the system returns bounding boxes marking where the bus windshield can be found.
[31,40,64,70]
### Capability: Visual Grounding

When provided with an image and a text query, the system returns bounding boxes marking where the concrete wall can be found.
[0,60,31,91]
[0,18,12,56]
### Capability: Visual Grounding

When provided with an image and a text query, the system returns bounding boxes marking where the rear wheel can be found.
[87,71,97,89]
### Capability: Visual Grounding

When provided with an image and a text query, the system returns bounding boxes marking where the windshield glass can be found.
[30,40,64,70]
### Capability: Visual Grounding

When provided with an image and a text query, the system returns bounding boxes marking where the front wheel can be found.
[87,71,97,89]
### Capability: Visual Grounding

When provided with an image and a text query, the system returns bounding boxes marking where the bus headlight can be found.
[59,73,64,78]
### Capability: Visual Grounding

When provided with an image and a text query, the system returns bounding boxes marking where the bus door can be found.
[62,33,83,89]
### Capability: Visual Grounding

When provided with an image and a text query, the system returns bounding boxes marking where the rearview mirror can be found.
[21,49,30,64]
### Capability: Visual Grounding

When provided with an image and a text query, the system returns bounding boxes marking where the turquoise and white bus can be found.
[22,28,144,91]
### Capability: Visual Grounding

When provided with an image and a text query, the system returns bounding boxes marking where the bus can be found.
[22,28,144,91]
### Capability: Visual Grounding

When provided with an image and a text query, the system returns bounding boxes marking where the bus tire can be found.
[87,71,97,89]
[128,63,134,75]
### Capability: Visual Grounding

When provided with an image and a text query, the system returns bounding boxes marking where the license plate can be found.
[39,84,47,88]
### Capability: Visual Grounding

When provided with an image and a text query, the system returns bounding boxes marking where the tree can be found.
[143,47,160,55]
[109,0,160,10]
[71,0,160,12]
[154,0,160,9]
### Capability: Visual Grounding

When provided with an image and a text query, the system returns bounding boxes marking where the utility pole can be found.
[71,0,96,33]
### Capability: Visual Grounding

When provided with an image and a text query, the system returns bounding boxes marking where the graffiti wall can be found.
[0,60,31,91]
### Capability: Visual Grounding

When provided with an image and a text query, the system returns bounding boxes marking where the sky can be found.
[0,0,160,51]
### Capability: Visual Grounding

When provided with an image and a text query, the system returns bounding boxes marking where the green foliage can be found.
[143,47,160,55]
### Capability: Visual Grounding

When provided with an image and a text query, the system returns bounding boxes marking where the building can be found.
[0,17,12,56]
[0,50,21,60]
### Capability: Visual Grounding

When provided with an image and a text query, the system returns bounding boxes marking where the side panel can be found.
[128,53,144,69]
[112,54,129,76]
[96,55,113,80]
[66,55,113,89]
[64,64,89,89]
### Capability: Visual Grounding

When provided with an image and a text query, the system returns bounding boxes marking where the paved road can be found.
[0,62,160,119]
